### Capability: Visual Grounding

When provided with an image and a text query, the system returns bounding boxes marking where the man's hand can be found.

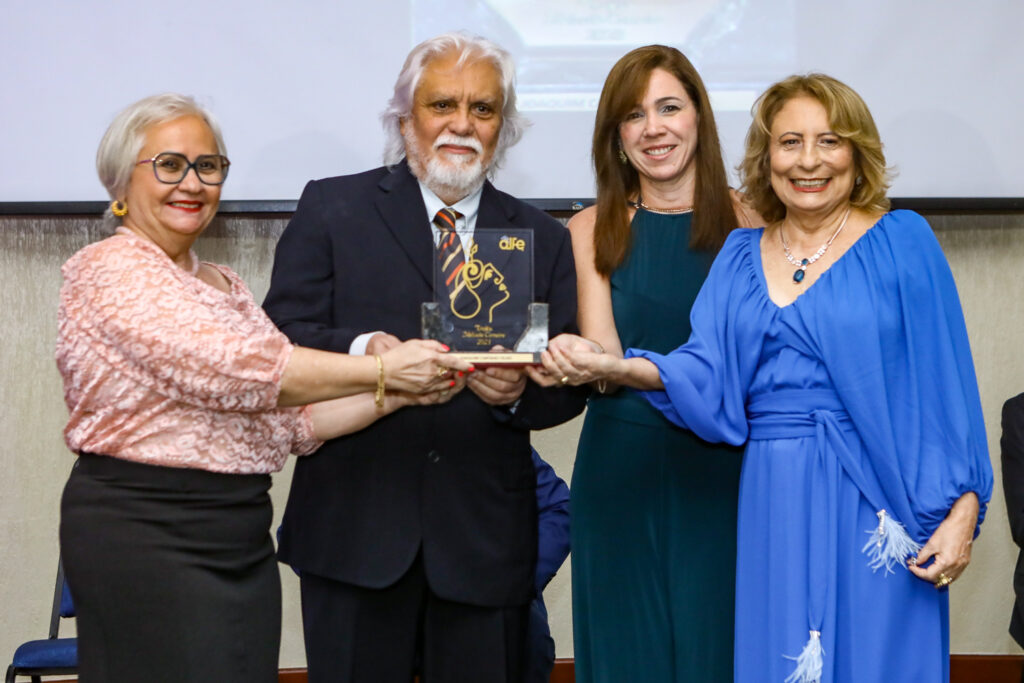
[366,332,402,355]
[467,346,527,406]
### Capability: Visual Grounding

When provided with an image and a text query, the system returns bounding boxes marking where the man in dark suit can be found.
[263,31,587,683]
[1002,393,1024,682]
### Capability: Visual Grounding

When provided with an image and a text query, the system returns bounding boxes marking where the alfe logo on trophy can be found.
[499,235,526,252]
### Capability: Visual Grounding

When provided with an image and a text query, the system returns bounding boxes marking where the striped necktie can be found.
[433,207,472,314]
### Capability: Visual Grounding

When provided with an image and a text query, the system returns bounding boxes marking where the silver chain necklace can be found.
[780,208,851,284]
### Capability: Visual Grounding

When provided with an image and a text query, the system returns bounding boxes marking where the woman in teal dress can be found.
[560,46,760,682]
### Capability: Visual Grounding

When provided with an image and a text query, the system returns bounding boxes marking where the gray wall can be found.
[1,210,1020,666]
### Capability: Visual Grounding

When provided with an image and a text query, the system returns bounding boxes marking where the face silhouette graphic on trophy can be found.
[423,229,547,365]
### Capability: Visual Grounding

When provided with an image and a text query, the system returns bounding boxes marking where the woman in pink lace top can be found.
[56,93,471,683]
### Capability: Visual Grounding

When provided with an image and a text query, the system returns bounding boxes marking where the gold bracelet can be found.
[374,354,385,408]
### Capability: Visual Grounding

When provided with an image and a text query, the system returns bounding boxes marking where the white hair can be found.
[96,93,227,217]
[381,31,526,170]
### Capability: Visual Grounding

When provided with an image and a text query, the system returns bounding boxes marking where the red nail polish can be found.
[449,380,456,387]
[457,371,464,377]
[468,366,476,372]
[441,344,450,351]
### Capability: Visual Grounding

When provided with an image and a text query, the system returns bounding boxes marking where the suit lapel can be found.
[374,170,521,289]
[375,162,434,288]
[477,181,517,230]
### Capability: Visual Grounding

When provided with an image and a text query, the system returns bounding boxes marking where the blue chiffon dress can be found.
[628,211,993,683]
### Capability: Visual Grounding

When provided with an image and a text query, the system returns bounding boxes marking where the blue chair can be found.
[5,560,77,683]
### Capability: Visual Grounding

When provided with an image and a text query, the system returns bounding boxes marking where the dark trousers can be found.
[300,552,528,683]
[525,597,555,683]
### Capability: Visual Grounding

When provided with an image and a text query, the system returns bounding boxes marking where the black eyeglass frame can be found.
[136,152,231,186]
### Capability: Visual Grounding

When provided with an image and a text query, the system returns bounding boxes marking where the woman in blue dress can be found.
[540,74,993,682]
[557,45,760,682]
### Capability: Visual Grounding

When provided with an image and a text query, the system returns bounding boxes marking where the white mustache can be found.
[433,134,483,154]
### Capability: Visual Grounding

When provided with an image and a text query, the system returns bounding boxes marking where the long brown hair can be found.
[592,45,737,276]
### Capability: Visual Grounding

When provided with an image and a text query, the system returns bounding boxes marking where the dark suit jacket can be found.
[264,162,587,607]
[1002,393,1024,646]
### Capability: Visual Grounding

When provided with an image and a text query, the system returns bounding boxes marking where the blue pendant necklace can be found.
[780,208,851,284]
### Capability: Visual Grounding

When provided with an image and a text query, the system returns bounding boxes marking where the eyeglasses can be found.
[136,152,231,185]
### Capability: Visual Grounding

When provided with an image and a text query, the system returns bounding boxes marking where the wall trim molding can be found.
[950,654,1023,682]
[38,656,1023,682]
[284,655,1024,683]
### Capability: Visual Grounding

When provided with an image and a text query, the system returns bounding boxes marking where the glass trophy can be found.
[422,228,547,366]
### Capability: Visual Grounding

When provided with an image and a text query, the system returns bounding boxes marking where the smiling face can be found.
[768,95,856,221]
[122,115,221,252]
[618,68,699,190]
[400,50,503,204]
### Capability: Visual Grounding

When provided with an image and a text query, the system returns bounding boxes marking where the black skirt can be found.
[59,453,280,683]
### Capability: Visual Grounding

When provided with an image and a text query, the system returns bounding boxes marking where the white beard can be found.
[404,129,490,202]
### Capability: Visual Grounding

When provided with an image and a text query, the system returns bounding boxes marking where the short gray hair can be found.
[96,93,227,214]
[381,32,526,169]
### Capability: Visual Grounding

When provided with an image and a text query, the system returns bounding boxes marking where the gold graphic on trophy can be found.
[448,242,511,323]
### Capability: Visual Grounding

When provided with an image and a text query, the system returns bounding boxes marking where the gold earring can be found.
[617,141,628,165]
[110,200,128,217]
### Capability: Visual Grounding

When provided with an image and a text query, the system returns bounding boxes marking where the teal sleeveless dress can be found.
[570,209,742,682]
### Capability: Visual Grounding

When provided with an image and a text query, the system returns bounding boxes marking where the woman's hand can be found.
[908,492,979,588]
[386,370,469,410]
[309,373,468,441]
[380,340,472,395]
[528,333,618,388]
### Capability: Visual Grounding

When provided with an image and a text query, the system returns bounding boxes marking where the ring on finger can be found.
[935,573,952,587]
[436,367,448,378]
[559,375,570,385]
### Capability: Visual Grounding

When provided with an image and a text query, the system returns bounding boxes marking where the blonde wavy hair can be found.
[738,73,892,224]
